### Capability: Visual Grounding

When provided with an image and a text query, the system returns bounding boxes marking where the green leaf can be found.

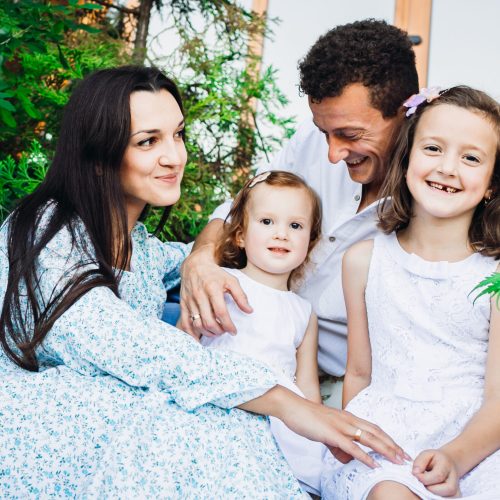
[19,97,40,119]
[0,108,16,127]
[472,272,500,307]
[0,99,15,112]
[81,4,104,10]
[57,44,70,70]
[75,24,101,34]
[53,21,65,35]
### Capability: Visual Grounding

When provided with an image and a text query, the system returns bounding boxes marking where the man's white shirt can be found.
[210,119,381,376]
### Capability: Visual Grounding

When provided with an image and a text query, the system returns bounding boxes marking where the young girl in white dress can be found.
[200,170,329,495]
[322,86,500,499]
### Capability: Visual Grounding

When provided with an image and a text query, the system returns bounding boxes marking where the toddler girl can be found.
[200,170,328,495]
[322,86,500,499]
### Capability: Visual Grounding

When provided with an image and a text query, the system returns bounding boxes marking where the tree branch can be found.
[92,0,140,16]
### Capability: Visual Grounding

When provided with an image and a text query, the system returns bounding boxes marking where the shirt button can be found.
[329,236,336,242]
[354,194,361,201]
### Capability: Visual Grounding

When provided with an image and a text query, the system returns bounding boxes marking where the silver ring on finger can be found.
[190,313,201,322]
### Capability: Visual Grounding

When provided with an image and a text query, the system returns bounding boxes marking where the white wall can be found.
[428,0,500,100]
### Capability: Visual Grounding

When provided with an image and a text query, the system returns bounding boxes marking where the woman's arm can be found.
[240,384,407,470]
[342,240,373,407]
[295,312,322,403]
[413,286,500,497]
[36,225,278,412]
[14,223,409,474]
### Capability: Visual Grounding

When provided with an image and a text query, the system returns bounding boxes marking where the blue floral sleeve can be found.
[2,221,278,412]
[141,228,193,290]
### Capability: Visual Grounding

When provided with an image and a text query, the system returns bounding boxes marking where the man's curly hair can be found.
[299,19,419,117]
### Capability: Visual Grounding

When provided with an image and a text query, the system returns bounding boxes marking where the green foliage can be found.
[0,0,129,156]
[0,140,48,220]
[0,0,294,243]
[473,272,500,309]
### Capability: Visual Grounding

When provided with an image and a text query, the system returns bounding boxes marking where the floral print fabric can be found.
[0,210,305,498]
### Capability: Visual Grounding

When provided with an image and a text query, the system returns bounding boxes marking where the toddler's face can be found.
[406,103,496,223]
[238,184,313,282]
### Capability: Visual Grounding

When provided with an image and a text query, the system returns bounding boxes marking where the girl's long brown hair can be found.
[378,85,500,258]
[216,171,322,288]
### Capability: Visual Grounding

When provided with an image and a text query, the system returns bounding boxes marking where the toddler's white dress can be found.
[202,268,328,496]
[322,232,500,499]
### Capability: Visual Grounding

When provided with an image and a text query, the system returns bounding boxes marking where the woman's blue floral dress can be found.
[0,209,305,498]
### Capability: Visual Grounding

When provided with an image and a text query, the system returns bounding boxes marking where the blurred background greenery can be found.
[0,0,295,241]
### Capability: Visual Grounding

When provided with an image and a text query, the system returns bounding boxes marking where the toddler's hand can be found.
[412,449,461,497]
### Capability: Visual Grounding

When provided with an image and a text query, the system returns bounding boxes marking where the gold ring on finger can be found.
[353,428,363,442]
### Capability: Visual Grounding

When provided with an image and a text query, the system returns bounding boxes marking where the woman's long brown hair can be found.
[0,66,184,371]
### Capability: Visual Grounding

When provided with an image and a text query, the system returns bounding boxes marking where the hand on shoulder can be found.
[179,242,251,337]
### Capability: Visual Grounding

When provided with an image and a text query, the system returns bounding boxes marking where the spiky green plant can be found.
[473,273,500,308]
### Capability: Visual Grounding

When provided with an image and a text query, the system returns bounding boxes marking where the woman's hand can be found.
[240,385,409,470]
[412,449,461,497]
[179,243,252,338]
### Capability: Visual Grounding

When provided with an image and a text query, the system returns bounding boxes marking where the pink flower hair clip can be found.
[403,86,442,117]
[248,171,271,188]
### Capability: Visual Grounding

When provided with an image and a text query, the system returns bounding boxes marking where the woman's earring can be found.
[484,189,493,205]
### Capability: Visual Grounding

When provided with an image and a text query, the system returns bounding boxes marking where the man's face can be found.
[309,83,402,202]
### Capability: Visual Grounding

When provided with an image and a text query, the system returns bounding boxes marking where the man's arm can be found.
[179,219,252,337]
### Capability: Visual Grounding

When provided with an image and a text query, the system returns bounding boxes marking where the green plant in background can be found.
[0,0,126,153]
[0,0,130,218]
[473,273,500,308]
[0,139,48,220]
[0,0,294,243]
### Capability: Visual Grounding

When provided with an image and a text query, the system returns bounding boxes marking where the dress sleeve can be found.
[145,234,192,290]
[35,229,278,412]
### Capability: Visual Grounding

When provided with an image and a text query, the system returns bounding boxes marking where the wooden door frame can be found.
[394,0,433,87]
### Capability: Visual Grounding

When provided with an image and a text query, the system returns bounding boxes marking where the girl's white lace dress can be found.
[322,232,500,500]
[202,268,328,496]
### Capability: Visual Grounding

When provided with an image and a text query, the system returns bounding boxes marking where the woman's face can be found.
[121,89,186,222]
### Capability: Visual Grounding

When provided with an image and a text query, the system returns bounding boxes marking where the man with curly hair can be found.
[180,19,419,383]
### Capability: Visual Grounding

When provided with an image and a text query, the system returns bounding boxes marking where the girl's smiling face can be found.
[406,104,497,224]
[121,89,186,223]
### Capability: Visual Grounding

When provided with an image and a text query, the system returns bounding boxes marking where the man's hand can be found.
[412,449,461,497]
[180,243,252,338]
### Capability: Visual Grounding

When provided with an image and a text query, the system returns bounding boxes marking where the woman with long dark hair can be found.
[0,66,404,496]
